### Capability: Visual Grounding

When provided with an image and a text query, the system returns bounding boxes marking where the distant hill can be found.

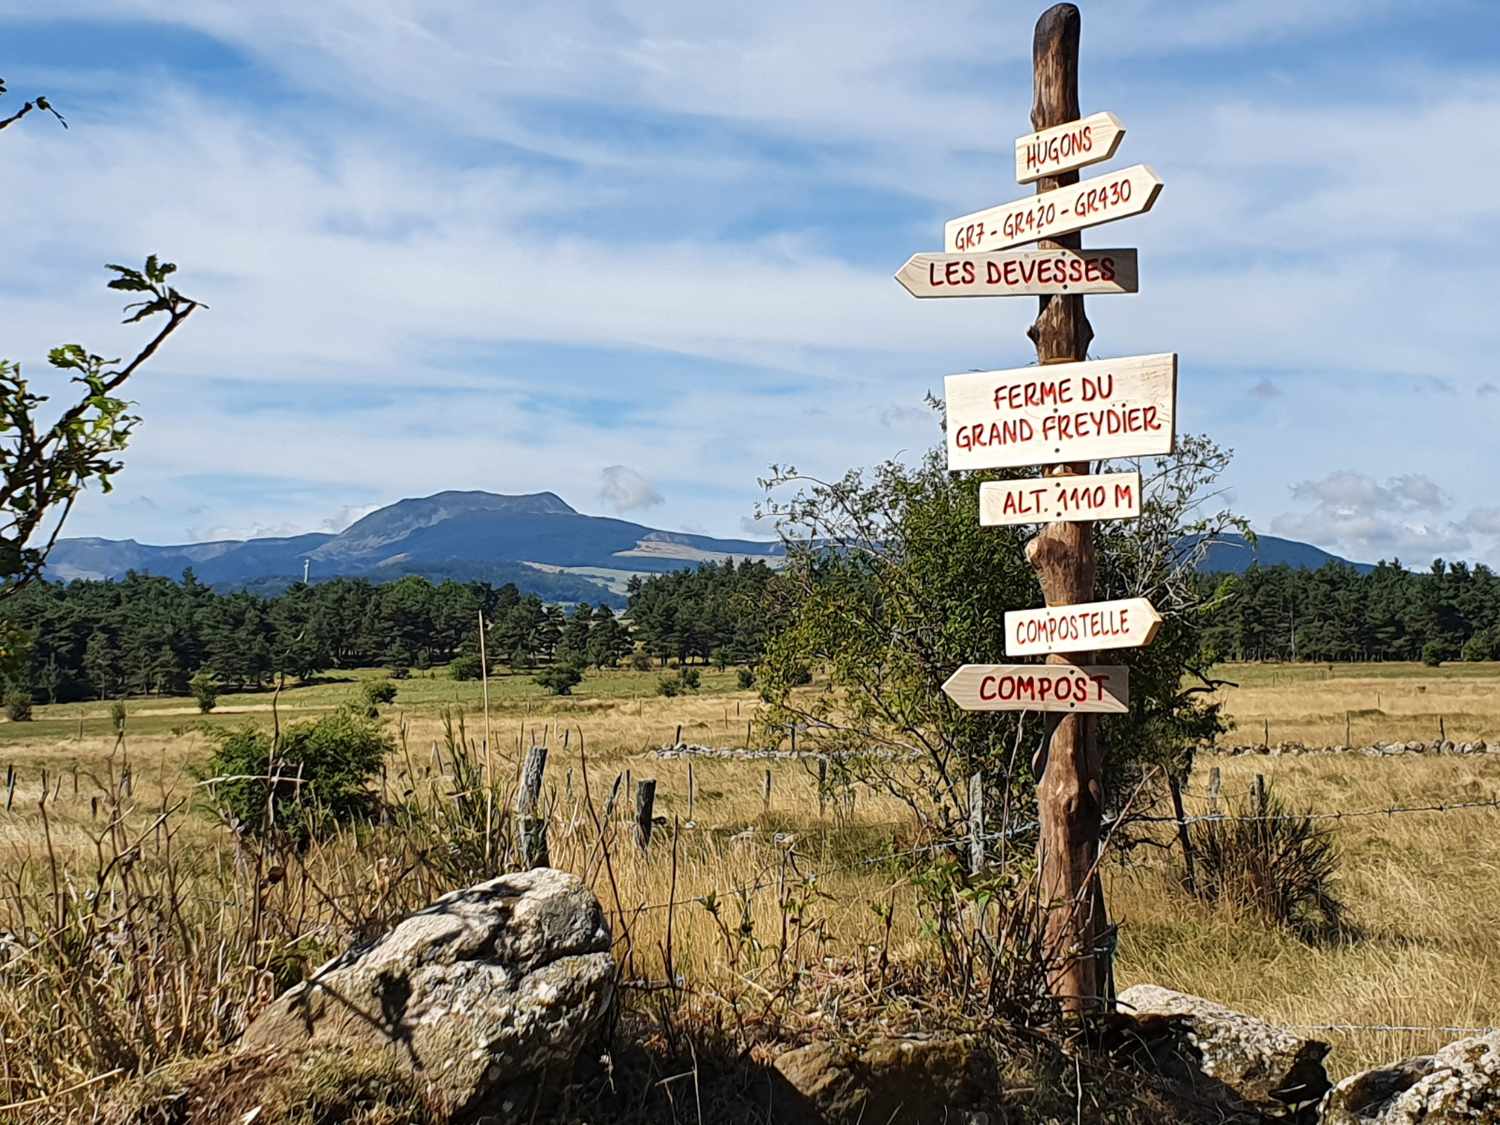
[47,490,785,604]
[1194,533,1373,575]
[47,492,1371,602]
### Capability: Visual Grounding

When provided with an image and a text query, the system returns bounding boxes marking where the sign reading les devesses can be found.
[946,164,1162,253]
[945,353,1176,472]
[980,471,1141,526]
[1015,111,1125,183]
[1005,597,1162,657]
[942,663,1129,713]
[895,248,1137,299]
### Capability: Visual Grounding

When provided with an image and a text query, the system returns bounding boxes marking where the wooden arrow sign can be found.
[943,663,1129,713]
[980,471,1141,526]
[895,248,1137,299]
[1005,597,1162,657]
[945,353,1176,472]
[946,164,1162,253]
[1016,111,1125,183]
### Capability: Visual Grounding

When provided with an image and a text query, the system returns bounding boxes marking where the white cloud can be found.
[1273,471,1472,562]
[597,465,663,513]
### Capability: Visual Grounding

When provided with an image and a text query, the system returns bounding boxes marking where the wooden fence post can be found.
[1026,2,1107,1015]
[790,724,797,756]
[602,772,624,822]
[1168,774,1197,895]
[4,764,14,812]
[686,762,695,821]
[1207,766,1221,815]
[762,769,772,815]
[1253,774,1267,819]
[635,779,656,848]
[675,724,682,748]
[817,757,828,820]
[969,772,986,876]
[1263,718,1270,748]
[515,746,549,868]
[1345,711,1352,748]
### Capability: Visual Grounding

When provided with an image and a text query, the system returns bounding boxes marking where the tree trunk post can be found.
[515,745,549,868]
[1027,2,1106,1016]
[1168,774,1196,895]
[687,761,695,821]
[635,779,656,849]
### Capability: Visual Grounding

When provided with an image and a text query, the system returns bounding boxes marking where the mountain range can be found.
[45,490,1371,604]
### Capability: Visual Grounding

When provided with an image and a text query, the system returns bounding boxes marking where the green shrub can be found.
[710,647,730,671]
[390,665,411,681]
[630,650,654,672]
[190,670,219,714]
[448,653,483,681]
[679,667,701,691]
[737,667,755,690]
[656,676,680,698]
[361,679,398,716]
[534,662,583,696]
[1421,641,1445,668]
[202,707,393,844]
[110,700,127,734]
[1190,782,1346,940]
[5,689,32,722]
[1462,632,1495,663]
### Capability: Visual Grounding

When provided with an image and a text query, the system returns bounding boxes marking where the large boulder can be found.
[1119,984,1329,1119]
[771,1034,993,1124]
[1321,1030,1500,1124]
[241,868,614,1119]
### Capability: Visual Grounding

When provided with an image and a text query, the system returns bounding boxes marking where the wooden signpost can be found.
[901,2,1170,1016]
[980,471,1140,526]
[944,352,1177,472]
[1004,597,1162,657]
[942,663,1129,713]
[1016,110,1125,183]
[945,163,1162,253]
[895,248,1137,299]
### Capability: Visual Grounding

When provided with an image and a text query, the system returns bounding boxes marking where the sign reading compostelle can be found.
[945,353,1177,472]
[1004,597,1162,657]
[942,663,1129,713]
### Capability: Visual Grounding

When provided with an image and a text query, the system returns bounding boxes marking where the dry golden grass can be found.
[3,661,1499,1101]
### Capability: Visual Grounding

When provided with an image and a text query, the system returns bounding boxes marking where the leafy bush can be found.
[202,708,393,844]
[1421,641,1446,668]
[390,665,411,681]
[1462,632,1495,663]
[534,662,583,696]
[1190,783,1346,940]
[448,652,483,681]
[630,650,654,672]
[679,667,701,691]
[189,670,218,714]
[711,647,730,671]
[357,678,393,705]
[737,667,755,690]
[5,689,32,721]
[110,699,127,734]
[656,676,680,698]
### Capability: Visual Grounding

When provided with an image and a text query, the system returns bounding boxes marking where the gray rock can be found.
[1321,1030,1500,1124]
[241,868,614,1118]
[1119,984,1329,1118]
[772,1035,992,1125]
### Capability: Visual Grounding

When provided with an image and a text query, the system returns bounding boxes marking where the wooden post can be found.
[1254,774,1267,819]
[1026,2,1106,1016]
[762,768,772,815]
[969,772,986,875]
[1207,766,1222,815]
[515,746,549,868]
[1168,774,1197,895]
[686,761,695,821]
[675,723,682,747]
[790,724,797,755]
[4,764,13,812]
[817,757,828,820]
[1263,718,1270,748]
[635,779,656,848]
[602,771,624,821]
[1439,715,1446,742]
[746,719,752,747]
[1345,711,1352,748]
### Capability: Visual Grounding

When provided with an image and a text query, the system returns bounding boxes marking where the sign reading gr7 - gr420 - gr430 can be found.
[945,164,1162,253]
[944,353,1177,472]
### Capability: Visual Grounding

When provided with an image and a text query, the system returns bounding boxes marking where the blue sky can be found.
[4,1,1500,564]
